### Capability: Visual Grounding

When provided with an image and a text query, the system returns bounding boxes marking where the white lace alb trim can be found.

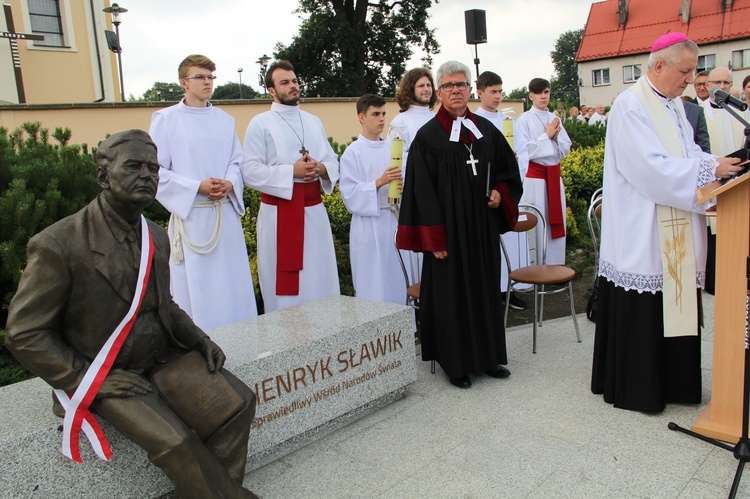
[598,259,705,293]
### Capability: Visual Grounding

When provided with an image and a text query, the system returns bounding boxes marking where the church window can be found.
[592,68,610,87]
[27,0,64,47]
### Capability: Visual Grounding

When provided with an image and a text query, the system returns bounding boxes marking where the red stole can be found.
[261,182,322,295]
[526,162,565,239]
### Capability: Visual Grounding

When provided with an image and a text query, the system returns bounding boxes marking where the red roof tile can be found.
[576,0,750,62]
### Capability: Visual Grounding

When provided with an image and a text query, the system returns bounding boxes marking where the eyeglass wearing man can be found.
[706,67,733,101]
[692,70,709,104]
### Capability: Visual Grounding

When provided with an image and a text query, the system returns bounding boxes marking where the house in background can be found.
[576,0,750,107]
[0,0,121,104]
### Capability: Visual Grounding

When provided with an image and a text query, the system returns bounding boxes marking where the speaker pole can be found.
[464,9,487,84]
[473,44,480,86]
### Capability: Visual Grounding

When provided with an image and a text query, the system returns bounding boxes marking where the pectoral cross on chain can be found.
[464,144,478,175]
[299,146,309,156]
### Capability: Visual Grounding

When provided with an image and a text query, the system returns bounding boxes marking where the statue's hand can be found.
[97,369,152,399]
[197,337,226,373]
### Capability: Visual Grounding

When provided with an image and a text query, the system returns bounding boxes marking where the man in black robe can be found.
[396,61,523,389]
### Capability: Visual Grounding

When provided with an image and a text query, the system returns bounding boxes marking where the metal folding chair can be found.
[500,203,582,353]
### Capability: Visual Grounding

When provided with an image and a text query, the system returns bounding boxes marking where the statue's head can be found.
[96,130,159,218]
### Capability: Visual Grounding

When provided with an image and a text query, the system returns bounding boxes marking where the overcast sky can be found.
[118,0,597,99]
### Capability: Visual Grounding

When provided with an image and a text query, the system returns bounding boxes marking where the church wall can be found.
[0,98,526,149]
[5,0,120,105]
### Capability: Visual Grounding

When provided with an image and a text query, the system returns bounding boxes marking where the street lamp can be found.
[238,68,243,99]
[256,54,271,96]
[102,2,128,102]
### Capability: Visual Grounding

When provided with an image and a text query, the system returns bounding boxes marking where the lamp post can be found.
[256,54,271,96]
[238,67,243,99]
[102,2,127,102]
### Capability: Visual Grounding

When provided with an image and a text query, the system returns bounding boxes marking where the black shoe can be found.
[449,375,472,388]
[503,292,528,310]
[485,365,511,378]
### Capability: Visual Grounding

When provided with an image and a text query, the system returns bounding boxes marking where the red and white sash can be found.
[54,216,154,462]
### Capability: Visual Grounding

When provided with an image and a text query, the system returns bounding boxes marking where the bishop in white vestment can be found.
[591,34,743,412]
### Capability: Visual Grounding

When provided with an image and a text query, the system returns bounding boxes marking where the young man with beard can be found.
[241,60,340,313]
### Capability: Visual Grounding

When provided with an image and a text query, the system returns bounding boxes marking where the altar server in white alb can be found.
[389,67,437,159]
[339,94,407,305]
[241,60,340,312]
[514,78,571,265]
[150,54,257,330]
[474,70,529,310]
[590,33,743,413]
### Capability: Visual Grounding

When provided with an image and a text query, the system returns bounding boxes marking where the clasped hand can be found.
[294,153,329,182]
[199,177,232,200]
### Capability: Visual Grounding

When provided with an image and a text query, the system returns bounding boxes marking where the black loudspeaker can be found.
[465,9,487,45]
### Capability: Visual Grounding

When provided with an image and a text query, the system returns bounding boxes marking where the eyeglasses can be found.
[694,82,708,88]
[183,74,217,81]
[708,80,732,86]
[438,81,470,92]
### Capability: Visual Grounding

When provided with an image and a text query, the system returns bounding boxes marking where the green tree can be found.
[507,86,529,111]
[550,29,583,105]
[274,0,440,97]
[212,82,259,100]
[139,82,185,102]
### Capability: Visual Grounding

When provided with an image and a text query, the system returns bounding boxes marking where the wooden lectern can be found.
[693,173,750,442]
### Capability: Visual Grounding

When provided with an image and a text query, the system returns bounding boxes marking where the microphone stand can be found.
[668,256,750,498]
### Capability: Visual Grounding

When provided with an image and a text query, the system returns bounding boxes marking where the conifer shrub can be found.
[0,123,102,325]
[561,142,604,247]
[564,118,607,150]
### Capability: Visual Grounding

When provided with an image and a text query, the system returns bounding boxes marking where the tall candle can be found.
[502,119,514,149]
[388,138,403,203]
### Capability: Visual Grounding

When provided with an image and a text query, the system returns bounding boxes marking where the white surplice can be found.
[339,135,409,305]
[599,84,717,293]
[475,107,530,291]
[388,105,434,281]
[241,102,340,312]
[388,105,435,156]
[515,107,572,264]
[700,100,747,156]
[150,100,258,331]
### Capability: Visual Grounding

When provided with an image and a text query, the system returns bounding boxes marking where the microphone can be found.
[710,86,748,111]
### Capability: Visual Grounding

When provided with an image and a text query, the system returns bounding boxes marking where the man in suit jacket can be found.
[5,130,257,498]
[683,99,711,153]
